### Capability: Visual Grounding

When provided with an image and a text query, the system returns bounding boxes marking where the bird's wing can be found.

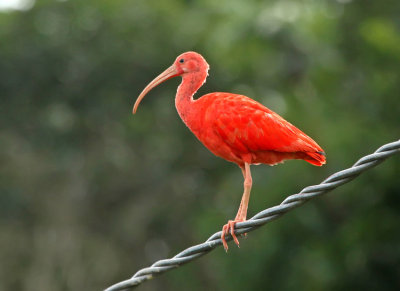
[207,94,324,154]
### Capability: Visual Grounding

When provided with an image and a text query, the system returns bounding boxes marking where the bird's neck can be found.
[175,71,207,127]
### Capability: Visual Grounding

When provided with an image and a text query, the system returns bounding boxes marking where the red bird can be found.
[133,52,326,251]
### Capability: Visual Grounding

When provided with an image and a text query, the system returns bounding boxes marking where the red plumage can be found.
[133,52,326,251]
[194,92,325,167]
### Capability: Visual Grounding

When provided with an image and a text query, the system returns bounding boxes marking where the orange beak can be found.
[133,65,180,114]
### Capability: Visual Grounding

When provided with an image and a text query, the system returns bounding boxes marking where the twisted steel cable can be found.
[105,139,400,291]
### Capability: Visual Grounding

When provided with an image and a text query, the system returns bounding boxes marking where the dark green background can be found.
[1,0,399,290]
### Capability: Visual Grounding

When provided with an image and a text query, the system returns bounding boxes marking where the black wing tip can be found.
[317,151,326,156]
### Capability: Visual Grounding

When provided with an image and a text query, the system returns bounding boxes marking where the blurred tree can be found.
[0,0,399,290]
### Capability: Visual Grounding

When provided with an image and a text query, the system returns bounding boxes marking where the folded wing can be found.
[206,93,325,166]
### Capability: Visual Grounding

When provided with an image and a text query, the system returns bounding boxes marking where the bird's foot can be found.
[221,219,245,252]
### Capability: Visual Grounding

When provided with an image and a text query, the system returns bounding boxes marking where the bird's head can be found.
[133,51,209,114]
[173,51,209,75]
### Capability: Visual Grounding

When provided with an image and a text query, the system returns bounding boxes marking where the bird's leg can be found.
[236,165,251,221]
[221,163,252,251]
[230,167,246,220]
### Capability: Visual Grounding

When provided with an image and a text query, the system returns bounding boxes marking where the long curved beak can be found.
[133,65,179,114]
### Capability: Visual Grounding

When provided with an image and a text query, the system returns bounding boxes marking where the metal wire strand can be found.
[105,139,400,291]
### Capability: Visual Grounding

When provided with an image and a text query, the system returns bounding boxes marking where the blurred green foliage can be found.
[0,0,399,290]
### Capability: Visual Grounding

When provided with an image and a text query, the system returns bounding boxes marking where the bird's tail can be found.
[304,151,326,166]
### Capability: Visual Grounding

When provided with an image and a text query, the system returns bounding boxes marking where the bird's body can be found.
[134,51,325,251]
[178,92,325,167]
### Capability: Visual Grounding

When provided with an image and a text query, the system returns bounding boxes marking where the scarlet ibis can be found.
[133,51,326,251]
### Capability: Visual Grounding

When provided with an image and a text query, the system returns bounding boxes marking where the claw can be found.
[221,224,229,251]
[220,219,244,251]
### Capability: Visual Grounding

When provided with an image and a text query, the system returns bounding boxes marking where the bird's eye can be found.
[179,59,184,63]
